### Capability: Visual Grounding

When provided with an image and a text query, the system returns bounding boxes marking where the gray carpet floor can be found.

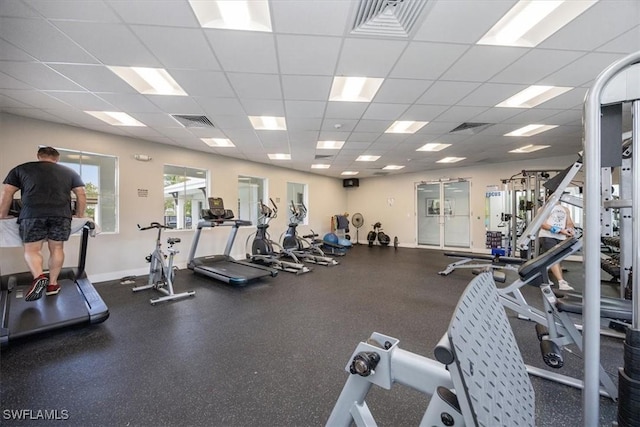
[0,244,626,426]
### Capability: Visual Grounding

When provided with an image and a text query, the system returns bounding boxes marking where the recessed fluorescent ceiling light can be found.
[477,0,597,47]
[416,143,451,152]
[341,171,359,176]
[189,0,272,32]
[311,164,330,169]
[383,165,405,170]
[497,85,572,108]
[385,121,428,134]
[316,140,345,149]
[249,116,286,130]
[356,155,381,162]
[85,111,145,127]
[436,157,465,164]
[268,153,291,160]
[509,144,550,153]
[505,124,558,137]
[108,66,187,96]
[329,76,384,102]
[201,138,235,147]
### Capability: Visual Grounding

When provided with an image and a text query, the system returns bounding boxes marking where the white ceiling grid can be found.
[0,0,638,177]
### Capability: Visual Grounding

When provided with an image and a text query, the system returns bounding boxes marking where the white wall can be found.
[1,113,580,282]
[0,113,346,281]
[345,156,579,252]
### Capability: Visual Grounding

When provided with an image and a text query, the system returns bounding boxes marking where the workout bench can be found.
[327,272,535,426]
[438,250,526,281]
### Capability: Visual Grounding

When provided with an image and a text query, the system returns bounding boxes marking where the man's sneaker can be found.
[46,283,61,296]
[25,275,48,301]
[558,280,574,291]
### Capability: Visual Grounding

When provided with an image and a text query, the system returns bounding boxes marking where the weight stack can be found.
[618,328,640,426]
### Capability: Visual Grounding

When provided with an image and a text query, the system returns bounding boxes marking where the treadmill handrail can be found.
[196,218,252,228]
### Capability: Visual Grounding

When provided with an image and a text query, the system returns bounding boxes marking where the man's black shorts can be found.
[19,217,72,243]
[539,236,563,252]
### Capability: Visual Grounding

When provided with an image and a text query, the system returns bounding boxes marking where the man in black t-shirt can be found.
[0,147,86,301]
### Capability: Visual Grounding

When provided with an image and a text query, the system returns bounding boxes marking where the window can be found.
[163,165,207,230]
[57,148,118,233]
[286,182,307,225]
[238,176,266,224]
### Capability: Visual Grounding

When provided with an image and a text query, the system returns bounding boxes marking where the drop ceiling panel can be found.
[374,79,433,104]
[106,0,198,27]
[287,117,323,132]
[277,35,341,76]
[458,83,524,107]
[53,21,161,66]
[335,38,407,76]
[362,103,408,121]
[270,0,352,36]
[490,49,586,85]
[440,45,528,82]
[0,0,39,18]
[543,52,629,87]
[284,100,326,118]
[97,93,163,113]
[48,64,136,93]
[324,102,368,120]
[1,62,84,91]
[1,18,98,63]
[26,0,120,22]
[131,26,220,70]
[205,31,278,74]
[281,75,332,101]
[402,104,449,121]
[0,71,34,90]
[240,99,285,117]
[389,42,469,80]
[196,97,245,117]
[46,91,114,110]
[227,73,282,100]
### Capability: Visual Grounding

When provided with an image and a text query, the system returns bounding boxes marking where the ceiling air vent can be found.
[449,122,494,135]
[315,154,333,159]
[373,171,389,176]
[171,114,215,128]
[351,0,430,37]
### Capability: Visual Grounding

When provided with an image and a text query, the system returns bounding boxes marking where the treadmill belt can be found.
[195,261,272,285]
[8,279,89,338]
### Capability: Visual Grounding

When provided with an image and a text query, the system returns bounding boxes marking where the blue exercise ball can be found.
[337,238,352,247]
[323,233,339,244]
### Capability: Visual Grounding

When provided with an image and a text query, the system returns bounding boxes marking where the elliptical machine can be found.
[246,199,310,275]
[367,222,391,247]
[281,201,338,266]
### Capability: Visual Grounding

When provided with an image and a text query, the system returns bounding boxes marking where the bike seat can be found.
[167,238,181,244]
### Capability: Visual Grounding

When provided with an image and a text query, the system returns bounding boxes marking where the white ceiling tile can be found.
[0,0,40,17]
[389,42,469,79]
[48,64,136,93]
[0,39,35,61]
[543,52,629,87]
[227,73,282,100]
[131,26,220,70]
[1,17,99,63]
[441,45,528,82]
[0,61,84,90]
[170,70,233,98]
[284,100,326,118]
[106,0,198,26]
[196,97,246,117]
[129,113,185,129]
[0,94,32,108]
[336,38,407,77]
[241,99,285,116]
[0,71,32,90]
[271,0,352,36]
[458,83,524,107]
[98,93,163,113]
[211,115,252,130]
[277,35,341,76]
[321,119,358,132]
[53,21,160,66]
[435,106,488,123]
[286,117,322,131]
[205,30,278,73]
[491,49,586,85]
[373,79,433,104]
[597,26,640,53]
[45,91,114,110]
[281,75,332,101]
[402,104,449,121]
[25,0,120,22]
[353,120,389,133]
[1,89,69,109]
[362,103,408,121]
[147,96,204,115]
[416,81,481,105]
[324,102,368,120]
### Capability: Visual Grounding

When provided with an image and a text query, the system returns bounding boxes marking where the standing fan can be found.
[351,213,364,245]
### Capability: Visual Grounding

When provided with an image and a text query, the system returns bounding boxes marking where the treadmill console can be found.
[201,197,235,221]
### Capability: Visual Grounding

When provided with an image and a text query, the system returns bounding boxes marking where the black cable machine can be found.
[187,198,278,286]
[0,221,109,347]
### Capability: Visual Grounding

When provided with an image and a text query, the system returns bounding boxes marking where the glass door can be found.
[417,180,470,248]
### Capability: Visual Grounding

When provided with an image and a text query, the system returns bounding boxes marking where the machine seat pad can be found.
[555,293,632,322]
[518,238,578,282]
[443,252,526,264]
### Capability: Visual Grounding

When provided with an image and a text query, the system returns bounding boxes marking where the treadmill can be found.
[0,222,109,347]
[187,198,278,286]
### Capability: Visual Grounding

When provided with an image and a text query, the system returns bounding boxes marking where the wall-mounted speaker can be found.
[343,178,359,188]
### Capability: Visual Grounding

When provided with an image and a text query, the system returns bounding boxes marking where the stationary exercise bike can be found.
[246,199,310,275]
[132,222,195,305]
[367,222,391,247]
